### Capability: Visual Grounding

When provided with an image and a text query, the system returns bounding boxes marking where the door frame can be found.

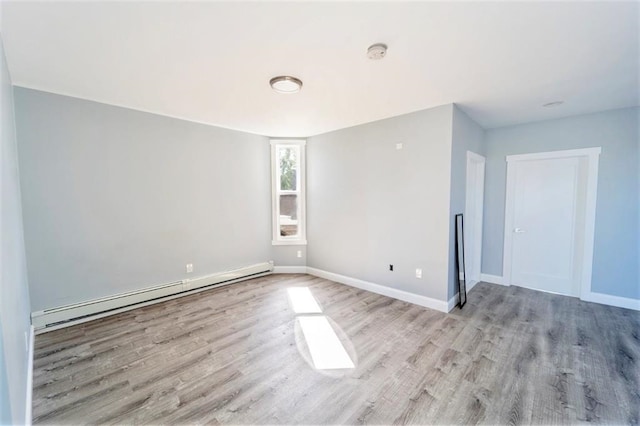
[465,151,486,288]
[502,147,601,299]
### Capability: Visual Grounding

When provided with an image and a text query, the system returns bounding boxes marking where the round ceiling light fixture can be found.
[367,43,388,60]
[270,76,303,94]
[543,100,564,108]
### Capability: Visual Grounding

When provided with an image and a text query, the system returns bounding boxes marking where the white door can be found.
[504,148,601,300]
[511,158,579,296]
[507,156,584,296]
[464,152,485,288]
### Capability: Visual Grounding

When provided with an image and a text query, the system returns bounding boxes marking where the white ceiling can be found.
[1,1,638,137]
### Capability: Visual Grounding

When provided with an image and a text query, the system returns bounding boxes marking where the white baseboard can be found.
[272,266,307,274]
[479,273,638,311]
[447,279,480,312]
[582,291,640,311]
[447,293,460,312]
[33,262,273,332]
[25,325,34,425]
[306,267,449,313]
[480,273,506,286]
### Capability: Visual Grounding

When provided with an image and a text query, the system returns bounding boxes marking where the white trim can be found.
[35,271,274,334]
[273,266,307,274]
[271,139,307,245]
[306,267,449,312]
[271,240,308,246]
[502,147,601,301]
[506,147,602,162]
[447,293,460,312]
[502,159,517,288]
[467,279,480,293]
[25,325,34,426]
[448,279,481,311]
[580,149,600,300]
[32,263,273,331]
[480,273,506,286]
[465,151,485,285]
[270,139,307,147]
[582,292,640,311]
[467,151,485,163]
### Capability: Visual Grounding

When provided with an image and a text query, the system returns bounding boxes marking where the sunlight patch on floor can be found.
[297,315,355,369]
[287,287,323,314]
[287,286,355,370]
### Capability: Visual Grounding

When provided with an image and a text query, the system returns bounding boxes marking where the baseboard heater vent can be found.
[32,261,273,331]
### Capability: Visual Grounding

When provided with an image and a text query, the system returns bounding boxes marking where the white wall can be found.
[482,107,639,300]
[307,105,454,302]
[0,36,31,425]
[15,88,275,312]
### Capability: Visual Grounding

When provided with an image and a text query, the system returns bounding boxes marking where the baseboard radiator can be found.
[32,261,273,331]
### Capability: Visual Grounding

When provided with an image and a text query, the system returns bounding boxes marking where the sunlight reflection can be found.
[287,287,323,314]
[297,316,355,370]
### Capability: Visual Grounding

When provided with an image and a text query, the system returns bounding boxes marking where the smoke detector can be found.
[367,43,388,60]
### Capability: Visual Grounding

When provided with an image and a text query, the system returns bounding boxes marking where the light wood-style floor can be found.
[32,274,639,425]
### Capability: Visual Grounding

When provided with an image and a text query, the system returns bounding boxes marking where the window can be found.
[271,139,306,245]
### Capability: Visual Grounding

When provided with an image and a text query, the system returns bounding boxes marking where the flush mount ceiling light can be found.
[270,76,303,94]
[367,43,388,60]
[543,101,564,108]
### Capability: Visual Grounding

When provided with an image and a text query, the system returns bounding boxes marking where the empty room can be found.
[1,1,638,425]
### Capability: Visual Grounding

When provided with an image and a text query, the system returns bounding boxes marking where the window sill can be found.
[272,239,308,246]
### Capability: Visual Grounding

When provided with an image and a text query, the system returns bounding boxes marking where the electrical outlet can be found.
[186,263,193,273]
[396,143,403,150]
[389,264,394,271]
[415,268,422,279]
[297,250,302,258]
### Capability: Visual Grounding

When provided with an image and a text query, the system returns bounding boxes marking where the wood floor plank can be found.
[32,275,640,425]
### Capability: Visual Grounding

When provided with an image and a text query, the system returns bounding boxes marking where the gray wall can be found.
[0,320,12,425]
[482,107,639,300]
[15,88,276,312]
[307,105,454,302]
[271,245,306,267]
[0,37,32,425]
[448,106,485,298]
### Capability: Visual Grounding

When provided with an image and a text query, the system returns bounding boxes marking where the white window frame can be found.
[271,139,307,245]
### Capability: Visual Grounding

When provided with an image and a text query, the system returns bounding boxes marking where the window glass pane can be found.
[279,194,298,237]
[279,147,297,191]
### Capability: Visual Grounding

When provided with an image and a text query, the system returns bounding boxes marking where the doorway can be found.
[465,151,485,290]
[502,148,600,298]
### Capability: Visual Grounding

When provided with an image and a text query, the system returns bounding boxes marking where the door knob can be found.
[514,228,526,233]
